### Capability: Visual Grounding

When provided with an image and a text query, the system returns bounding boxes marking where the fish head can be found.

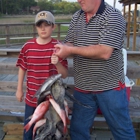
[51,79,65,102]
[34,74,62,101]
[37,90,51,105]
[40,74,62,93]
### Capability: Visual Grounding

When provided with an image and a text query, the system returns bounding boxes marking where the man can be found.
[54,0,136,140]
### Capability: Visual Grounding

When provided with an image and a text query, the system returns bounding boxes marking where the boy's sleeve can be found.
[59,58,68,69]
[16,46,27,71]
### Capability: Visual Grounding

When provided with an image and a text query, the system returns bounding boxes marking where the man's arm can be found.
[54,43,114,60]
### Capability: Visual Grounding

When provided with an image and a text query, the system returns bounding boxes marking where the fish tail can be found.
[63,126,68,134]
[32,133,35,140]
[66,116,70,125]
[24,123,31,132]
[32,128,36,139]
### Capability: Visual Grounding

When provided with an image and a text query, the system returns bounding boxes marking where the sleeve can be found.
[99,11,126,50]
[59,58,68,69]
[16,44,27,71]
[64,11,80,43]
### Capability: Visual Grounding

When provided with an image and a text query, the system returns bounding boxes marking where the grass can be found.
[60,25,69,31]
[0,15,70,46]
[0,15,71,24]
[56,19,71,22]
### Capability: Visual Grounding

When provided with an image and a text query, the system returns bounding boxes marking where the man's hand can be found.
[54,43,71,59]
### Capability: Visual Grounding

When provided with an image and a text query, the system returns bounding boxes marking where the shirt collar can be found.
[96,0,105,15]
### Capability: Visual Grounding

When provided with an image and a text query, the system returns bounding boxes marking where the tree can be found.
[37,1,54,12]
[64,3,75,14]
[53,1,80,14]
[1,0,37,15]
[0,0,79,15]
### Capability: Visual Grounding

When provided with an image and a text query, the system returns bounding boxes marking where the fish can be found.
[34,119,54,140]
[34,123,46,139]
[34,104,63,140]
[51,79,65,109]
[49,97,67,134]
[33,74,62,100]
[33,118,46,138]
[64,100,70,122]
[37,90,51,105]
[33,75,92,139]
[24,100,50,132]
[48,104,64,139]
[56,120,69,138]
[55,129,63,140]
[50,79,70,134]
[65,89,92,109]
[52,79,92,109]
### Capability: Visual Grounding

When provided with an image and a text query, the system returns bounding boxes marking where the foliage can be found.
[0,0,80,15]
[37,1,54,12]
[0,0,37,14]
[53,2,80,14]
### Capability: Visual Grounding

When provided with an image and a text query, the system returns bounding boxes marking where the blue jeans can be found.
[70,88,136,140]
[23,104,36,140]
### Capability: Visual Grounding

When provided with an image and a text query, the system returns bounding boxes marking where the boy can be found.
[16,11,68,140]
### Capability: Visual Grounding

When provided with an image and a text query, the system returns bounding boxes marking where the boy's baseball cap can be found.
[35,11,55,25]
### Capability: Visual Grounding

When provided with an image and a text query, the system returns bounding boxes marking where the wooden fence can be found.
[0,22,69,47]
[0,22,140,50]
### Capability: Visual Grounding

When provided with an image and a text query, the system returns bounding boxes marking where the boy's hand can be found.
[51,54,59,65]
[16,90,24,102]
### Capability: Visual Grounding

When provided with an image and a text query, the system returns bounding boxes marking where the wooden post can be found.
[123,5,126,17]
[126,4,131,49]
[135,3,140,85]
[5,25,10,46]
[132,3,137,51]
[113,0,116,8]
[57,23,61,40]
[33,24,36,38]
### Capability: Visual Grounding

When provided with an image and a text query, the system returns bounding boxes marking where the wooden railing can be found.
[0,22,69,47]
[0,22,140,50]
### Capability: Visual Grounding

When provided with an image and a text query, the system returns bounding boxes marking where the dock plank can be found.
[0,122,5,140]
[0,51,140,125]
[2,75,16,81]
[0,57,8,62]
[0,81,26,92]
[0,75,8,80]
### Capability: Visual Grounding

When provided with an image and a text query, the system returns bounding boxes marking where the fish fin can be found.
[66,116,70,125]
[32,132,35,140]
[26,115,32,120]
[24,123,31,132]
[31,89,40,100]
[63,126,68,134]
[33,125,37,139]
[65,90,92,108]
[68,108,72,115]
[64,101,70,125]
[64,100,69,118]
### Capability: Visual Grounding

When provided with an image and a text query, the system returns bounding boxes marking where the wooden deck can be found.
[0,121,140,140]
[0,46,140,119]
[0,47,140,140]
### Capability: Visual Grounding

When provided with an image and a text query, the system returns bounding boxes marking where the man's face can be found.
[77,0,100,14]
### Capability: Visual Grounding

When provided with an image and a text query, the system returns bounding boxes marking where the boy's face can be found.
[36,21,55,39]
